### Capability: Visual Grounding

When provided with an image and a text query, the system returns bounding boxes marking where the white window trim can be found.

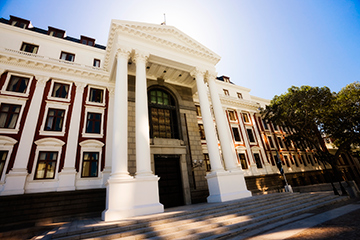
[0,96,28,134]
[78,139,104,179]
[0,72,33,97]
[277,136,285,149]
[39,101,70,136]
[237,151,248,170]
[47,79,73,102]
[267,135,276,149]
[242,112,251,124]
[231,125,242,143]
[29,138,65,181]
[82,106,105,138]
[246,127,257,144]
[0,136,18,183]
[85,85,106,106]
[227,110,237,122]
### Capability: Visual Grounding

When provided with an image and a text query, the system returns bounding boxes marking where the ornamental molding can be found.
[133,50,149,64]
[220,95,260,110]
[104,21,221,69]
[0,48,109,82]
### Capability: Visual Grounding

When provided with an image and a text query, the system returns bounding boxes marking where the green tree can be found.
[261,82,360,195]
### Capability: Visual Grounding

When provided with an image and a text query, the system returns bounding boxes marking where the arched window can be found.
[148,88,179,139]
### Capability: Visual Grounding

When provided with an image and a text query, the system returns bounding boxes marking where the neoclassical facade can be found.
[2,16,356,221]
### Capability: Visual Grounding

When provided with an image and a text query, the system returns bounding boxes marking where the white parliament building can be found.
[1,15,357,221]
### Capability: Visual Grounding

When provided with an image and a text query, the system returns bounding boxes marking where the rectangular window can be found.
[301,155,307,166]
[254,153,263,168]
[89,88,104,103]
[44,108,65,131]
[81,152,99,177]
[284,155,290,167]
[81,36,95,46]
[247,128,256,143]
[0,151,8,178]
[34,151,58,179]
[20,42,39,54]
[238,153,248,169]
[273,124,279,131]
[243,113,250,123]
[93,59,100,67]
[198,124,205,140]
[0,103,21,129]
[203,153,211,172]
[223,89,229,96]
[267,136,275,148]
[262,119,269,130]
[86,112,102,134]
[52,82,70,98]
[60,51,75,62]
[269,154,275,166]
[293,155,299,167]
[48,27,65,38]
[237,92,243,99]
[195,105,201,117]
[277,137,285,149]
[228,110,236,121]
[232,127,241,142]
[6,75,30,93]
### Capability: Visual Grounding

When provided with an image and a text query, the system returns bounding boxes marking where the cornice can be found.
[219,95,260,110]
[104,21,221,69]
[0,48,109,81]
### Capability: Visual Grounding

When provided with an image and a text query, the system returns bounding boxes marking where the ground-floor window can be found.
[203,153,211,171]
[0,151,8,178]
[238,153,248,169]
[81,152,99,177]
[254,153,263,168]
[34,151,58,179]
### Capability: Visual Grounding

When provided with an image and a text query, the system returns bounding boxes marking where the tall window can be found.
[198,124,206,140]
[232,127,241,142]
[86,112,102,134]
[243,113,250,123]
[195,105,201,117]
[52,82,69,98]
[228,110,236,121]
[89,88,104,103]
[0,151,8,178]
[254,153,263,168]
[0,103,21,129]
[284,155,290,167]
[267,136,275,149]
[6,75,30,93]
[223,89,229,96]
[277,137,285,149]
[203,153,211,172]
[81,152,99,177]
[34,151,58,179]
[238,153,248,169]
[148,88,179,139]
[262,119,269,130]
[237,92,243,99]
[247,128,256,143]
[93,59,100,67]
[44,109,65,131]
[20,42,39,54]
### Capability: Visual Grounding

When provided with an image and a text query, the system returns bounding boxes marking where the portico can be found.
[102,20,251,221]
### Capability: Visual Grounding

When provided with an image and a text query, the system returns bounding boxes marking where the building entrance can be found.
[154,154,184,208]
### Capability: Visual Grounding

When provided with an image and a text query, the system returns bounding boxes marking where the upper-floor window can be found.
[20,42,39,54]
[267,136,275,149]
[237,92,243,99]
[277,136,285,149]
[6,75,30,93]
[195,105,201,117]
[60,51,75,62]
[86,112,102,134]
[52,82,70,99]
[198,124,206,140]
[232,127,241,142]
[0,103,21,129]
[10,16,30,28]
[262,119,269,130]
[44,108,65,131]
[81,36,95,46]
[0,151,8,179]
[203,153,211,172]
[223,89,229,96]
[254,153,263,168]
[48,27,65,38]
[228,110,236,121]
[243,113,250,123]
[93,59,100,67]
[246,128,256,143]
[89,88,104,103]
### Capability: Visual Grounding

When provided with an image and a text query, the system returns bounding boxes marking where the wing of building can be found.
[1,15,359,221]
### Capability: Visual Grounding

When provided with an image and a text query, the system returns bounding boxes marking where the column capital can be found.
[205,71,217,82]
[190,68,206,79]
[133,50,149,64]
[74,81,86,93]
[35,75,49,87]
[116,48,131,59]
[107,86,115,97]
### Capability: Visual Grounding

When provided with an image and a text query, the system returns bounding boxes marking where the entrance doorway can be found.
[154,154,184,208]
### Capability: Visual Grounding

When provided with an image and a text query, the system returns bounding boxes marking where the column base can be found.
[0,168,28,195]
[206,170,252,203]
[102,175,164,221]
[57,168,76,192]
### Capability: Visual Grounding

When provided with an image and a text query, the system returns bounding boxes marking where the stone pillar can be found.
[103,87,115,185]
[1,76,48,195]
[191,69,224,173]
[57,82,86,191]
[133,51,152,177]
[207,73,238,171]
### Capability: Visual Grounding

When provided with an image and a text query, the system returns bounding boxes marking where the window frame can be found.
[0,136,17,183]
[47,80,73,102]
[198,123,206,140]
[78,140,104,180]
[82,106,105,138]
[60,51,75,62]
[253,153,263,169]
[277,136,285,149]
[0,98,26,134]
[237,92,243,99]
[195,105,202,117]
[242,112,251,124]
[223,89,230,96]
[86,86,106,106]
[43,108,66,132]
[231,126,242,142]
[20,42,39,54]
[246,127,257,144]
[93,59,101,67]
[238,153,248,169]
[267,135,275,149]
[39,102,69,136]
[1,72,33,97]
[228,110,237,122]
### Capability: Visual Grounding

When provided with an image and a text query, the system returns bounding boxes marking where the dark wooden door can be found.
[154,155,184,208]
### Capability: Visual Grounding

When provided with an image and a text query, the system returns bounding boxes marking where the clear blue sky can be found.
[1,0,359,99]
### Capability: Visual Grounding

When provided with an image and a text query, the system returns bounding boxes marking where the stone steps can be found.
[46,192,348,240]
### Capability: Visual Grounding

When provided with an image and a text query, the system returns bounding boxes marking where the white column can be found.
[111,48,132,179]
[207,73,239,171]
[133,50,152,177]
[191,69,224,172]
[103,87,115,185]
[57,82,86,191]
[1,76,48,195]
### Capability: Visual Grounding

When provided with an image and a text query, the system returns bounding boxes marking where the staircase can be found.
[41,192,348,240]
